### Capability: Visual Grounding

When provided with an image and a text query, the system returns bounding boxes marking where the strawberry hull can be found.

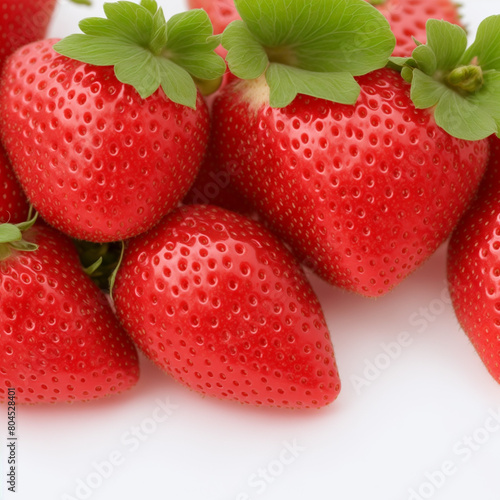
[0,40,210,243]
[113,205,341,409]
[186,0,461,58]
[212,68,489,297]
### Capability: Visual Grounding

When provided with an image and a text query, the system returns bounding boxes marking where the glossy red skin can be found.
[113,205,341,409]
[448,136,500,384]
[0,224,139,403]
[0,147,29,223]
[0,39,210,243]
[182,131,255,215]
[187,0,460,57]
[183,67,252,215]
[211,68,489,297]
[376,0,461,57]
[0,0,56,70]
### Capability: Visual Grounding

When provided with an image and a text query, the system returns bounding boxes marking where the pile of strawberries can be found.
[1,0,499,409]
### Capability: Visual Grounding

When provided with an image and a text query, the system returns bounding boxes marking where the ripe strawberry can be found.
[0,218,140,403]
[0,1,225,243]
[186,0,461,57]
[0,147,29,224]
[368,0,461,57]
[212,3,499,297]
[112,205,341,409]
[447,136,500,384]
[182,134,255,215]
[0,0,56,71]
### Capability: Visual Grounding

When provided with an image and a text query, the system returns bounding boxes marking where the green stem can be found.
[445,65,484,94]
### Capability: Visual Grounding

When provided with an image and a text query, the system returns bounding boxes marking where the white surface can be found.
[2,1,500,499]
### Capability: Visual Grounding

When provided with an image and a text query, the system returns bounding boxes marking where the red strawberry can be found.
[0,147,29,224]
[211,4,498,297]
[373,0,461,56]
[0,2,225,243]
[182,131,255,215]
[186,0,461,57]
[0,0,56,70]
[0,219,140,403]
[112,205,341,409]
[212,68,489,296]
[447,135,500,384]
[187,0,239,35]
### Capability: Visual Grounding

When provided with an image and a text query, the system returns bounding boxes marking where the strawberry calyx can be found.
[390,17,500,141]
[53,0,226,108]
[75,240,123,291]
[221,0,395,107]
[0,213,38,261]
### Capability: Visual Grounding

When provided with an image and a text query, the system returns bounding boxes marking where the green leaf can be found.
[103,1,155,47]
[434,90,497,141]
[410,69,446,109]
[233,0,394,75]
[55,35,143,66]
[390,16,500,141]
[463,16,500,71]
[0,213,39,261]
[84,257,103,276]
[9,241,39,253]
[54,1,225,106]
[114,50,161,99]
[166,10,226,81]
[411,45,437,75]
[157,58,198,109]
[69,0,92,5]
[222,0,394,106]
[425,19,467,71]
[266,64,360,108]
[140,0,158,16]
[223,20,268,80]
[109,242,126,301]
[0,224,22,244]
[469,71,500,133]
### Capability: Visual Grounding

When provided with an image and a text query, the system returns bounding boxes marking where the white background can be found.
[2,1,500,499]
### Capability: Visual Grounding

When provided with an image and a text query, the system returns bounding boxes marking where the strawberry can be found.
[0,217,140,403]
[0,147,29,224]
[0,0,56,71]
[182,128,255,215]
[112,205,341,409]
[447,135,500,384]
[210,2,499,297]
[372,0,461,57]
[186,0,461,57]
[0,1,225,243]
